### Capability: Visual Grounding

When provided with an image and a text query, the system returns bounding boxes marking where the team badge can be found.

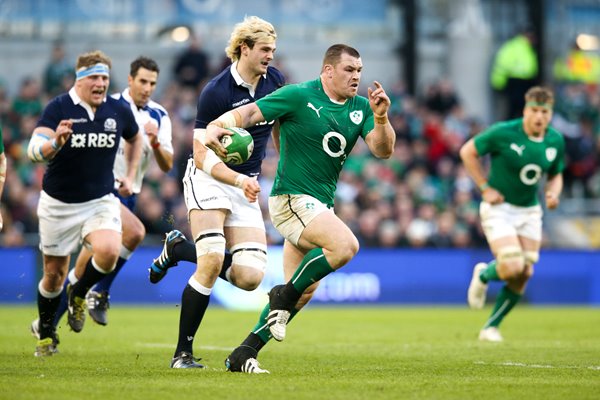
[546,148,557,162]
[104,118,117,132]
[349,110,363,125]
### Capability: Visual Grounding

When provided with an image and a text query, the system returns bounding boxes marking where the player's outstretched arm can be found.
[545,173,563,210]
[27,120,73,163]
[459,138,504,204]
[365,81,395,159]
[205,103,266,158]
[192,130,260,203]
[120,130,143,197]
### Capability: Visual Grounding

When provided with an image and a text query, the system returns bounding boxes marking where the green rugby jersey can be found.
[474,118,565,207]
[256,78,374,207]
[0,125,4,154]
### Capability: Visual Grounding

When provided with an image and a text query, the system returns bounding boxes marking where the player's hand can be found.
[241,176,261,203]
[144,121,159,147]
[368,81,391,117]
[55,120,73,147]
[545,191,560,210]
[116,176,134,197]
[482,186,504,205]
[0,212,3,232]
[206,124,233,159]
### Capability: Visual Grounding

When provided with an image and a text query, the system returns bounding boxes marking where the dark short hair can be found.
[525,86,554,105]
[130,56,160,77]
[322,44,360,67]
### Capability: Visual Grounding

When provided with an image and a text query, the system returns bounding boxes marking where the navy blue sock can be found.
[71,258,108,298]
[93,256,127,293]
[175,283,210,356]
[218,252,233,282]
[172,240,196,263]
[53,280,69,327]
[38,290,61,339]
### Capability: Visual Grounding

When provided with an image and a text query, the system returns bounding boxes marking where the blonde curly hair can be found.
[225,16,277,63]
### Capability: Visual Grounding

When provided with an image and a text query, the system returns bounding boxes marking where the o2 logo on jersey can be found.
[519,164,542,185]
[322,131,348,165]
[70,133,117,149]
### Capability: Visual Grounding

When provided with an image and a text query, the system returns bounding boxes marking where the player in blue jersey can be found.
[151,16,285,369]
[27,50,142,356]
[41,56,174,330]
[0,126,5,231]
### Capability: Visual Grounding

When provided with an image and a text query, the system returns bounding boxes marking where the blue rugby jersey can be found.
[37,88,139,203]
[194,63,285,177]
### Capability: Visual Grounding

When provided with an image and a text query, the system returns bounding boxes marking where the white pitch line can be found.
[474,361,600,371]
[136,342,233,352]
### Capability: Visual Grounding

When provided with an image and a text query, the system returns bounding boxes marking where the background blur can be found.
[0,0,599,306]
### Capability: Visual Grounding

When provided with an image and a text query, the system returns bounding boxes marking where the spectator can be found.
[43,41,74,98]
[173,35,210,92]
[490,27,539,119]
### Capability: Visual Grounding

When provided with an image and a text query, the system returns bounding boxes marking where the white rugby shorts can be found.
[182,158,264,229]
[479,201,543,242]
[37,191,122,256]
[268,194,331,246]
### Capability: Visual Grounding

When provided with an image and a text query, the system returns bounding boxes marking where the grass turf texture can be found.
[0,306,598,400]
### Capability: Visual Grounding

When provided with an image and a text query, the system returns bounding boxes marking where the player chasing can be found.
[27,50,142,356]
[202,44,395,373]
[460,86,564,342]
[160,16,285,369]
[31,56,174,336]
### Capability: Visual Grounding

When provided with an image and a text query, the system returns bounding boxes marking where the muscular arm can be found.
[204,103,267,158]
[545,173,563,210]
[120,131,143,196]
[365,121,395,159]
[459,138,504,204]
[365,81,395,159]
[192,130,261,203]
[145,121,173,172]
[27,120,73,162]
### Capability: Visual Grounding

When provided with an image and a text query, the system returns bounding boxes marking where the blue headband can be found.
[76,63,110,80]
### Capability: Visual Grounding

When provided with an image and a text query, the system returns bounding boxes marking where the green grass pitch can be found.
[0,305,599,400]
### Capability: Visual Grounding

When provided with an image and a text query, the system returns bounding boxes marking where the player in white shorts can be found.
[460,86,564,342]
[158,16,285,369]
[27,50,141,356]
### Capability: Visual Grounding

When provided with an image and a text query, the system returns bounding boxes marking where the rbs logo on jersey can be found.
[70,133,116,149]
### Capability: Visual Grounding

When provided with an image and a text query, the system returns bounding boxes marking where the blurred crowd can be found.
[1,43,599,249]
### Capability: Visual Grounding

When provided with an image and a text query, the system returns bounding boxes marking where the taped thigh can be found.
[230,242,267,272]
[496,245,524,265]
[194,229,226,256]
[523,251,539,265]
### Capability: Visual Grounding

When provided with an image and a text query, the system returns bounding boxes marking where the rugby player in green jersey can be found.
[203,44,395,372]
[460,86,565,342]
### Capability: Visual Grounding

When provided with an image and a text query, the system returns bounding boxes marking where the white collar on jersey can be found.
[230,61,266,97]
[121,88,148,110]
[69,87,106,121]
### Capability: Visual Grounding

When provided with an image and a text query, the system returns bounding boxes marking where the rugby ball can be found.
[219,127,254,165]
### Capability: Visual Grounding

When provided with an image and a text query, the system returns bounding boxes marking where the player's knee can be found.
[230,267,264,291]
[497,245,525,278]
[91,242,121,267]
[230,242,267,290]
[522,263,535,280]
[123,219,145,248]
[524,251,539,266]
[331,236,359,267]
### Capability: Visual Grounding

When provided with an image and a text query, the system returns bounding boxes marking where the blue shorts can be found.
[112,190,137,212]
